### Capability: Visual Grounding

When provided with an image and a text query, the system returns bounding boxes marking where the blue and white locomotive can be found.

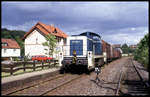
[60,32,104,73]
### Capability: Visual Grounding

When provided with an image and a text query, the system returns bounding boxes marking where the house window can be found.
[4,49,7,53]
[36,38,38,44]
[58,37,60,42]
[64,38,66,45]
[13,49,16,52]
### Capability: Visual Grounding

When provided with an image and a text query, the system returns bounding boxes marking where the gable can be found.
[23,22,68,40]
[25,29,47,45]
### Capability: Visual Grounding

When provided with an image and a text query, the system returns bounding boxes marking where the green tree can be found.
[15,36,24,56]
[121,43,129,54]
[2,28,26,56]
[128,47,135,54]
[134,33,149,68]
[42,34,57,58]
[2,30,12,39]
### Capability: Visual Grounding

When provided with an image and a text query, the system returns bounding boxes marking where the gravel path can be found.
[119,58,148,95]
[45,57,128,96]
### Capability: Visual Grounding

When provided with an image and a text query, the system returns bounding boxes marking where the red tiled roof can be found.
[2,38,20,49]
[22,22,68,40]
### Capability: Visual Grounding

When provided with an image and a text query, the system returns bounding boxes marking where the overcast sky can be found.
[2,1,148,45]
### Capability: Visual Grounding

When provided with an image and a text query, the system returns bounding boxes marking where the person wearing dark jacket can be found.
[95,66,101,83]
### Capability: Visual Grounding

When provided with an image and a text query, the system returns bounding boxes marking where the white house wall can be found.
[25,29,46,45]
[25,29,47,56]
[24,29,66,58]
[52,38,65,59]
[25,44,49,56]
[1,48,20,57]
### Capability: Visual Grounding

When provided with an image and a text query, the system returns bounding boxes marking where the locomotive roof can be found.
[80,32,101,38]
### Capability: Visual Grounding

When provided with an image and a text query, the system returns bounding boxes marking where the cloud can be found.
[2,1,148,45]
[2,20,38,31]
[102,26,148,45]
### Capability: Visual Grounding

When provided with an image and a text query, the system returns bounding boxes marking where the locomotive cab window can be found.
[70,40,83,56]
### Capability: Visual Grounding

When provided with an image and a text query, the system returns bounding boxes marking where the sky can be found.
[2,1,149,45]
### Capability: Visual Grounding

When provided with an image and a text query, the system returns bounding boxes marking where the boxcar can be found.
[102,40,111,62]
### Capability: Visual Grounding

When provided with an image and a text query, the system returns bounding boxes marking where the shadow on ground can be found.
[90,79,117,92]
[59,65,94,75]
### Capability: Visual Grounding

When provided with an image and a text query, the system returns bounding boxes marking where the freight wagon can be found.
[102,40,111,63]
[110,46,121,60]
[60,32,104,73]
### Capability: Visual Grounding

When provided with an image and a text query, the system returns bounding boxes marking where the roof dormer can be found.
[2,42,8,47]
[53,28,57,33]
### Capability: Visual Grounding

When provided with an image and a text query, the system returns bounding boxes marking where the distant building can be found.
[22,22,68,59]
[122,53,129,57]
[112,44,121,48]
[129,45,137,49]
[1,38,21,59]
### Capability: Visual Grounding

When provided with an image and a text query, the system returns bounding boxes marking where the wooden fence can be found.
[1,60,58,75]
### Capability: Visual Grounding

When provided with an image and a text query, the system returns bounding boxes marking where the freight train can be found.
[102,40,121,63]
[60,32,121,73]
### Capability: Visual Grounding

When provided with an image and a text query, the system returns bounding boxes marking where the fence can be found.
[1,60,58,75]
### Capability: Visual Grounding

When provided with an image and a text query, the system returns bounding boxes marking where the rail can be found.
[3,74,84,96]
[115,68,124,95]
[41,74,84,96]
[130,58,149,88]
[3,74,66,95]
[115,57,149,95]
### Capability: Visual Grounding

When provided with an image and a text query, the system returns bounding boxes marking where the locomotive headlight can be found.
[88,51,92,58]
[88,52,91,56]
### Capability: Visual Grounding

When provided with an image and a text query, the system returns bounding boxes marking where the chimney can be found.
[51,24,54,27]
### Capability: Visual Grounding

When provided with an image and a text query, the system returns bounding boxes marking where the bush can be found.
[134,33,149,69]
[14,57,20,61]
[23,54,31,62]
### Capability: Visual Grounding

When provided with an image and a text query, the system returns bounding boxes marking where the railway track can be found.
[5,73,84,96]
[3,73,66,95]
[130,58,149,88]
[115,68,124,95]
[115,57,148,96]
[41,74,84,96]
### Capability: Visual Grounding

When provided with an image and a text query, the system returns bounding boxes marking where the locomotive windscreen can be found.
[70,40,83,56]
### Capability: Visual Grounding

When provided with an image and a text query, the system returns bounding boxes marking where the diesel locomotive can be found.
[60,32,105,73]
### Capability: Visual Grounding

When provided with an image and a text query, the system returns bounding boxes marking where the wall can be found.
[1,48,20,57]
[24,29,65,59]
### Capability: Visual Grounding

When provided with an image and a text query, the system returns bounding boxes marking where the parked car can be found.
[32,55,53,62]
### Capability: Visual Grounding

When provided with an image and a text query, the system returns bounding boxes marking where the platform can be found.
[1,68,60,91]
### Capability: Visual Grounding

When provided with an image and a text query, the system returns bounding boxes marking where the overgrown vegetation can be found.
[2,28,26,56]
[134,33,149,69]
[42,34,57,58]
[121,43,135,54]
